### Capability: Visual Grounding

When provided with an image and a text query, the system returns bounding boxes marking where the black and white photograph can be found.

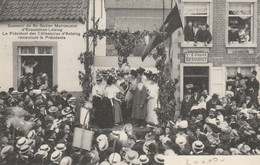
[0,0,260,165]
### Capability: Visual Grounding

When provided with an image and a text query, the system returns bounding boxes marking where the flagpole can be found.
[93,0,96,56]
[168,0,173,60]
[163,0,165,21]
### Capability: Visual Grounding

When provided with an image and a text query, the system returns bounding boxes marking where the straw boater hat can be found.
[122,139,135,149]
[59,156,73,165]
[68,97,76,103]
[16,137,27,149]
[27,130,36,139]
[123,124,133,133]
[114,161,128,165]
[143,140,156,154]
[192,141,205,153]
[175,136,187,146]
[51,150,62,162]
[34,150,48,159]
[125,150,139,163]
[176,120,188,130]
[108,153,121,164]
[252,149,260,155]
[1,145,14,158]
[19,145,31,154]
[39,144,51,152]
[154,154,165,164]
[96,134,108,142]
[164,149,177,156]
[237,143,251,154]
[26,139,35,147]
[48,106,59,113]
[61,107,72,116]
[139,155,149,164]
[96,75,103,81]
[129,158,141,165]
[230,148,241,155]
[55,143,67,152]
[98,139,109,151]
[100,161,110,165]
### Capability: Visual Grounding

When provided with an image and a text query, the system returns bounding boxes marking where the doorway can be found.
[180,64,212,100]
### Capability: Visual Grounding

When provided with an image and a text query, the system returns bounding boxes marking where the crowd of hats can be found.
[2,73,260,164]
[95,67,158,83]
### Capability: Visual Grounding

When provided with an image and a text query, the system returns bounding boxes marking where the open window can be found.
[182,0,213,47]
[18,46,54,91]
[226,0,257,47]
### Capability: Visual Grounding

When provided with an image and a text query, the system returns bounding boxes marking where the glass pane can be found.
[38,47,45,54]
[229,3,251,15]
[228,17,251,44]
[240,67,252,78]
[184,3,208,16]
[20,47,27,54]
[45,47,52,54]
[227,67,237,78]
[184,67,209,76]
[27,47,35,54]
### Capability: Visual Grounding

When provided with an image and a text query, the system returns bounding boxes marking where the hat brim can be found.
[125,152,139,162]
[154,154,164,164]
[54,146,67,152]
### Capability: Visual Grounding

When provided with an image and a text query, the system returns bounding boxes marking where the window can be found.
[226,1,257,47]
[226,66,255,89]
[19,46,53,55]
[182,0,213,47]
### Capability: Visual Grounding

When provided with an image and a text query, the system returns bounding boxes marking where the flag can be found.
[141,4,183,61]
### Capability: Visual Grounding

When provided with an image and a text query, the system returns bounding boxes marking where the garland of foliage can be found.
[153,45,178,127]
[78,51,94,99]
[84,29,149,58]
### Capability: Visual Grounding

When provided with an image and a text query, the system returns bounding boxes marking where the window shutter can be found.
[210,67,225,97]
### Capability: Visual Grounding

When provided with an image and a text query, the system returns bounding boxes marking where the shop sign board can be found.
[185,52,208,63]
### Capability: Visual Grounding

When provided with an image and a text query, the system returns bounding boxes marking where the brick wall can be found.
[179,0,260,66]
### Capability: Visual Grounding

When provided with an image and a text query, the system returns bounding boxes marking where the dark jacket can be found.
[180,99,193,119]
[195,29,212,44]
[246,78,259,96]
[228,30,240,42]
[184,26,194,41]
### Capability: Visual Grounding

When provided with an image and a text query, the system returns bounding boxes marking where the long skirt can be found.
[93,97,113,128]
[146,98,159,125]
[113,99,123,124]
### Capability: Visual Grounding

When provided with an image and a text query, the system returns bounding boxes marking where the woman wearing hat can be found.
[146,74,159,126]
[104,76,123,126]
[93,75,114,128]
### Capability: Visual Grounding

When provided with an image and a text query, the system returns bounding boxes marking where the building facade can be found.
[172,0,260,114]
[0,0,106,93]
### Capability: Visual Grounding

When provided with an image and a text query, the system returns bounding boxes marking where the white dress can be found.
[146,83,159,125]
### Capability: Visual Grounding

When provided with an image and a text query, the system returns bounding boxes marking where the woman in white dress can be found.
[146,75,159,125]
[104,76,123,125]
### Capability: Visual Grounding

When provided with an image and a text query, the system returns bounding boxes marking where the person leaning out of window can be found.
[228,25,240,44]
[194,24,212,47]
[184,21,195,42]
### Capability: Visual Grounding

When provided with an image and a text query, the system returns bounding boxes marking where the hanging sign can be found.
[185,52,208,63]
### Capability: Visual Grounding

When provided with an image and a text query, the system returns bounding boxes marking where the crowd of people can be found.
[183,21,213,46]
[19,59,50,92]
[92,67,159,129]
[228,23,251,44]
[1,68,260,165]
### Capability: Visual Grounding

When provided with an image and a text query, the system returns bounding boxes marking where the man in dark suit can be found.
[57,90,69,108]
[246,70,259,106]
[180,93,193,119]
[206,94,221,111]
